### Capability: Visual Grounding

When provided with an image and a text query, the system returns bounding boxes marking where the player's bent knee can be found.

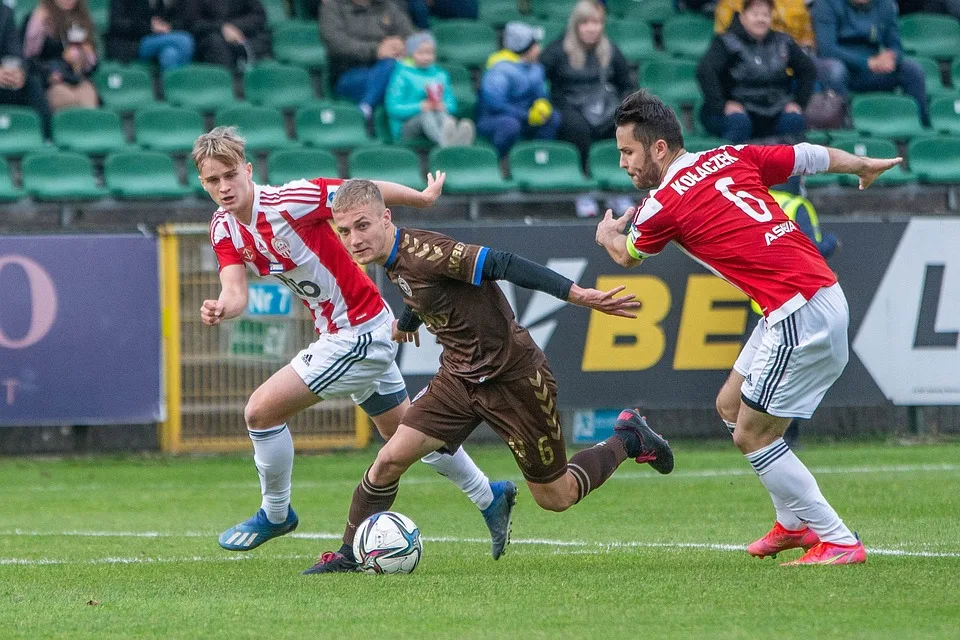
[528,481,576,512]
[243,398,273,431]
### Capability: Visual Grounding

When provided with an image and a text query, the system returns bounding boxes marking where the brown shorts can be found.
[403,365,567,483]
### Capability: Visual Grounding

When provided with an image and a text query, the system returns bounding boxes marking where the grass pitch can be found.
[1,441,958,639]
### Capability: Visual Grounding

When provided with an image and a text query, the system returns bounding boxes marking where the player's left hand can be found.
[595,208,631,245]
[857,156,903,189]
[420,172,446,207]
[567,284,640,319]
[392,320,421,347]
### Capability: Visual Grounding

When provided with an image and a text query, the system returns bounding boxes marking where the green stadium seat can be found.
[244,64,316,109]
[134,106,205,153]
[188,168,206,195]
[0,157,23,202]
[662,15,714,59]
[262,0,290,24]
[834,138,914,186]
[607,21,657,65]
[267,148,339,185]
[509,140,597,191]
[88,0,108,33]
[14,0,37,31]
[530,0,576,19]
[852,93,926,139]
[622,0,676,25]
[952,58,960,88]
[527,19,566,47]
[429,145,513,194]
[442,64,478,118]
[805,129,831,145]
[293,0,317,20]
[900,13,960,60]
[217,106,298,151]
[911,56,952,97]
[105,151,191,199]
[907,136,960,183]
[682,135,728,153]
[348,147,426,190]
[94,66,156,112]
[477,0,523,26]
[641,59,701,106]
[163,64,237,112]
[930,95,960,135]
[296,103,375,150]
[0,107,45,156]
[803,171,842,188]
[433,21,498,69]
[52,108,129,154]
[588,139,633,191]
[272,21,328,69]
[22,152,107,200]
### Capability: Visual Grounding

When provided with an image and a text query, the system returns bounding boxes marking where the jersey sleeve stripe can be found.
[472,246,489,285]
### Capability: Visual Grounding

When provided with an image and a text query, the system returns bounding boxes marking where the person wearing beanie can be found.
[385,31,476,146]
[476,21,560,157]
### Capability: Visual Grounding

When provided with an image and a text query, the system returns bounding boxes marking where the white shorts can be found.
[290,319,406,406]
[735,283,849,419]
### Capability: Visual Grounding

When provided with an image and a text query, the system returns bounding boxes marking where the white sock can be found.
[249,424,293,524]
[745,438,857,544]
[421,447,493,511]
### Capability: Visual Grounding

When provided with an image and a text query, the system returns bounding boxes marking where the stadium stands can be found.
[509,140,597,191]
[429,145,513,194]
[0,107,45,157]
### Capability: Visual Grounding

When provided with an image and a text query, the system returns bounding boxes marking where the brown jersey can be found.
[384,227,547,383]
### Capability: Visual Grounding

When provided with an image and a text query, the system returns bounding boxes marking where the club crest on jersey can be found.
[397,277,412,296]
[241,247,256,262]
[765,220,798,246]
[271,236,292,259]
[326,185,339,205]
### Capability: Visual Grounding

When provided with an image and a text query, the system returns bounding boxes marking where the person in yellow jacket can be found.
[714,0,815,48]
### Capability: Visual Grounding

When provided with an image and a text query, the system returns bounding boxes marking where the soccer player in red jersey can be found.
[193,127,516,559]
[595,90,900,565]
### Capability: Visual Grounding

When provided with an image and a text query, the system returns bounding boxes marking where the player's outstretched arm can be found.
[200,264,247,326]
[567,284,640,318]
[373,172,446,208]
[596,209,643,268]
[826,147,902,190]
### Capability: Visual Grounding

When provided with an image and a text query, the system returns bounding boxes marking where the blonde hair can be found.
[563,0,611,70]
[331,179,385,214]
[192,126,247,172]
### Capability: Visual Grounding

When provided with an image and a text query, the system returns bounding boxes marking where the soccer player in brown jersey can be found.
[302,179,675,574]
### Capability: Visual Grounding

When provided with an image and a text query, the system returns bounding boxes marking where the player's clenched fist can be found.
[201,299,225,326]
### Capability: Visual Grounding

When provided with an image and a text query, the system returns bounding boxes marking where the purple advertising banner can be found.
[0,235,162,426]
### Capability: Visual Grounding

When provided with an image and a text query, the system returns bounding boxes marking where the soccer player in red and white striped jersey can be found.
[193,127,515,558]
[595,90,900,565]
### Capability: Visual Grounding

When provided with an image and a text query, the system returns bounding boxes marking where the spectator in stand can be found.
[476,22,559,157]
[0,2,51,135]
[385,32,475,147]
[106,0,194,71]
[22,0,100,111]
[180,0,269,70]
[715,0,815,48]
[320,0,414,121]
[406,0,478,29]
[697,0,816,144]
[813,0,929,125]
[541,0,634,217]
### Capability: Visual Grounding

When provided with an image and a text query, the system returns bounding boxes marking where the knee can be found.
[532,491,575,513]
[724,112,752,143]
[899,59,925,84]
[173,32,196,60]
[244,397,271,431]
[370,446,413,483]
[819,58,849,94]
[780,112,806,134]
[716,393,738,425]
[731,427,754,453]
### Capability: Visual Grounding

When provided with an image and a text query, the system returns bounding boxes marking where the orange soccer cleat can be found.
[747,522,821,559]
[780,537,867,566]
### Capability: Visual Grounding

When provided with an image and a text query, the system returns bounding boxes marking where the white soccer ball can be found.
[352,511,422,574]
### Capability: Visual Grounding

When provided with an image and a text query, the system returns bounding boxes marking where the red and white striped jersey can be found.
[626,144,837,324]
[210,177,389,335]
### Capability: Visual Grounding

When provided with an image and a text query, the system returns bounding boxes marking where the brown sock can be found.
[342,467,399,549]
[567,436,629,503]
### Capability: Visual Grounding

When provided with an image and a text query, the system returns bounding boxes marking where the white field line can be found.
[17,463,960,494]
[1,530,958,563]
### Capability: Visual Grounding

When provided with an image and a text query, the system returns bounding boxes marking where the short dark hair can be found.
[614,90,684,151]
[743,0,775,11]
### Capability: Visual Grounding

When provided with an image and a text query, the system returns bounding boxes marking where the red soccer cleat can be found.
[747,522,821,559]
[780,537,867,566]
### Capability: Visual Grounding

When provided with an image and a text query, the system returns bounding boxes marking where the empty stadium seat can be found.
[907,136,960,183]
[530,0,576,19]
[163,64,237,112]
[477,0,523,26]
[622,0,675,25]
[22,152,107,200]
[509,140,597,191]
[911,56,952,97]
[682,135,728,153]
[641,59,701,106]
[662,15,714,59]
[429,145,513,194]
[216,106,298,151]
[244,64,316,109]
[52,108,129,154]
[588,140,633,191]
[433,21,498,69]
[272,21,328,68]
[527,19,566,48]
[105,151,191,199]
[134,106,205,153]
[443,64,478,118]
[296,103,375,150]
[0,157,22,202]
[267,148,339,185]
[0,107,45,156]
[606,21,656,65]
[930,95,960,135]
[94,66,156,112]
[348,147,426,190]
[262,0,290,25]
[834,138,915,186]
[851,94,925,139]
[900,13,960,60]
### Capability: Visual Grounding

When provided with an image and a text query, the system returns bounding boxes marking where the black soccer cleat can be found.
[301,551,360,575]
[614,409,674,475]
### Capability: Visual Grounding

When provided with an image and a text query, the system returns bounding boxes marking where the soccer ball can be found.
[352,511,422,574]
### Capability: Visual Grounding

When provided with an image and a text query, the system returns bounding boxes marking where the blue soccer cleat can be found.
[481,481,517,560]
[218,507,299,551]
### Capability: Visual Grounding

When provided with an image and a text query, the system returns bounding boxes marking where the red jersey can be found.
[626,144,837,323]
[210,177,388,335]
